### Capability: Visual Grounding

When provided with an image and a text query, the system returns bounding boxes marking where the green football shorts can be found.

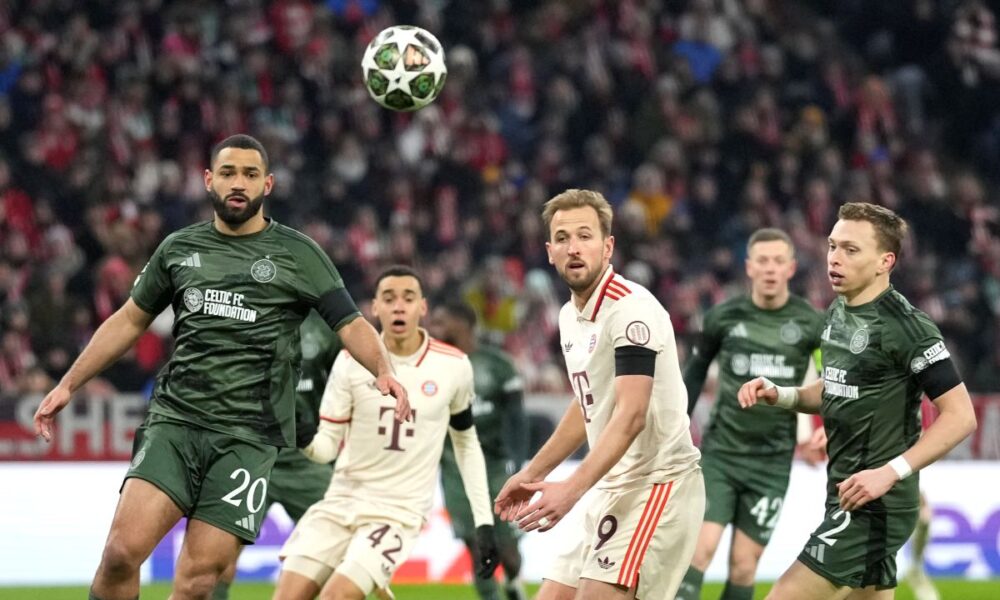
[701,449,792,546]
[266,447,334,522]
[126,420,278,543]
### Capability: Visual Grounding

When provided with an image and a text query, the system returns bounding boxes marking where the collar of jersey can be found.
[388,327,431,366]
[577,265,616,322]
[209,217,276,240]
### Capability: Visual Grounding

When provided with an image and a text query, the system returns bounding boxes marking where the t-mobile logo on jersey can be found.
[378,406,416,451]
[571,371,594,423]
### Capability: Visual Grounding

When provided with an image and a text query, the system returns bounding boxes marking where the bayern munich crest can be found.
[183,287,204,312]
[251,258,277,283]
[422,380,438,396]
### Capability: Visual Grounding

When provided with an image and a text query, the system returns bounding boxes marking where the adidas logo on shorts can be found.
[235,514,256,531]
[597,556,616,570]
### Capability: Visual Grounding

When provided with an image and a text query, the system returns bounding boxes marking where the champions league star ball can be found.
[361,25,447,112]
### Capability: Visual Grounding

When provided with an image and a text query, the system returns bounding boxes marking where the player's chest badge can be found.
[780,321,802,345]
[421,380,438,396]
[251,257,277,283]
[849,327,870,354]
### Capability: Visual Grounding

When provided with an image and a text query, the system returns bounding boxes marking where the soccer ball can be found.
[361,25,448,112]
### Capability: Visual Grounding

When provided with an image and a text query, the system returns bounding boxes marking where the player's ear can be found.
[604,235,614,260]
[263,172,275,196]
[204,168,212,191]
[545,241,554,265]
[879,251,896,275]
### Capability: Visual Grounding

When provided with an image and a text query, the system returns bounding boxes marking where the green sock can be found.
[675,567,704,600]
[720,581,754,600]
[473,574,502,600]
[211,580,231,600]
[504,579,527,600]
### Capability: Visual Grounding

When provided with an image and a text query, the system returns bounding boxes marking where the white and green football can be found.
[361,25,448,112]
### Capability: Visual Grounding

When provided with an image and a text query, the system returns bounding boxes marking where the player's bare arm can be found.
[336,316,411,421]
[494,399,587,523]
[34,298,155,441]
[737,377,823,414]
[515,374,652,533]
[837,383,976,512]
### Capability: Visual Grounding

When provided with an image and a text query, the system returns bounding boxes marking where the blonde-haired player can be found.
[495,189,705,600]
[274,265,498,600]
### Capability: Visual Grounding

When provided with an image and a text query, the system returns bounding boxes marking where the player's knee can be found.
[174,570,223,599]
[729,553,760,585]
[690,543,716,571]
[97,539,143,580]
[318,583,364,600]
[500,543,522,577]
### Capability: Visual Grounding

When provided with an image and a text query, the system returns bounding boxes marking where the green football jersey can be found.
[441,344,525,464]
[131,219,359,448]
[294,310,343,437]
[820,287,948,510]
[686,295,824,456]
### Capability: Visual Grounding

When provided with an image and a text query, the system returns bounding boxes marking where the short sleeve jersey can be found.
[558,267,701,492]
[319,331,474,526]
[697,295,824,456]
[131,220,357,448]
[820,287,951,510]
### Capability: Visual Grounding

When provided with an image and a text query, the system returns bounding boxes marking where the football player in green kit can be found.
[739,202,977,600]
[430,300,528,600]
[676,228,824,600]
[32,134,409,600]
[213,310,342,599]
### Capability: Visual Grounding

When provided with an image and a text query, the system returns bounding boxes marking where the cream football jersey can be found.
[318,329,474,527]
[558,267,700,492]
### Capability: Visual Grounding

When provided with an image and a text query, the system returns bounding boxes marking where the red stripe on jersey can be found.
[589,269,618,321]
[429,339,465,355]
[320,416,351,424]
[607,279,631,296]
[429,342,465,358]
[617,482,672,587]
[606,291,623,301]
[415,342,432,367]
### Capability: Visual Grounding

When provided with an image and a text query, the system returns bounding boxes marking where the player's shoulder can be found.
[425,337,469,362]
[786,294,824,320]
[876,288,940,341]
[161,221,213,247]
[602,273,660,315]
[709,294,750,317]
[270,221,332,259]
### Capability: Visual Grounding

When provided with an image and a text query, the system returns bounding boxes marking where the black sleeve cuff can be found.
[450,406,475,430]
[615,345,657,377]
[317,287,361,331]
[916,357,963,399]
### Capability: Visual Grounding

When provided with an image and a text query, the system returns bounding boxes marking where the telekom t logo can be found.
[378,406,416,451]
[571,371,594,423]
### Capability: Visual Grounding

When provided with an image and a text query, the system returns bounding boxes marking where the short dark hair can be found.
[210,134,269,171]
[838,202,908,257]
[436,300,477,328]
[374,264,424,295]
[747,228,794,256]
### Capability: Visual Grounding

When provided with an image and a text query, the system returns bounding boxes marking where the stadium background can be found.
[0,0,998,597]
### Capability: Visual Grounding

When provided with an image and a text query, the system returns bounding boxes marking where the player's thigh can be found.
[102,477,185,566]
[174,517,242,580]
[335,520,421,595]
[268,449,333,522]
[319,572,367,600]
[124,421,201,516]
[577,468,704,599]
[280,505,354,586]
[797,504,918,590]
[535,579,579,600]
[690,520,727,570]
[845,587,894,600]
[193,431,279,543]
[700,451,739,526]
[767,560,851,600]
[732,453,791,546]
[274,561,325,600]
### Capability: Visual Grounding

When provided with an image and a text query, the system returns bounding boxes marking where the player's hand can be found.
[34,385,73,442]
[737,377,777,409]
[836,466,898,511]
[295,416,318,449]
[514,479,585,533]
[799,426,828,466]
[494,469,540,522]
[375,373,411,421]
[474,525,500,579]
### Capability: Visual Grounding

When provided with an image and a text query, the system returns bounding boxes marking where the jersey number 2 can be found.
[816,509,852,546]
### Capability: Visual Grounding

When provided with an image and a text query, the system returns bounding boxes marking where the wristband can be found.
[761,377,799,410]
[888,455,913,480]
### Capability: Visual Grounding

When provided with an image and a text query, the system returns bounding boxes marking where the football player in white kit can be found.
[274,265,499,600]
[495,189,705,600]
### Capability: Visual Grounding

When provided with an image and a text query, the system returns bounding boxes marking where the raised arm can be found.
[34,298,155,441]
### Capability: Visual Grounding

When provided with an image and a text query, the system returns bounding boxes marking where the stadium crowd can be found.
[1,0,999,397]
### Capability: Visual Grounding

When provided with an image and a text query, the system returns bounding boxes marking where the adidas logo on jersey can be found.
[805,543,826,564]
[728,323,748,338]
[235,514,256,531]
[597,556,616,569]
[176,252,202,267]
[563,341,574,353]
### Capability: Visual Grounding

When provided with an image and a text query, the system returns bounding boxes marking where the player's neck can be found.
[383,328,424,357]
[751,288,790,310]
[843,277,890,307]
[213,212,267,236]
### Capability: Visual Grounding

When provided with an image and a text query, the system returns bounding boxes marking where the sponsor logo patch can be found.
[625,321,651,346]
[183,287,204,312]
